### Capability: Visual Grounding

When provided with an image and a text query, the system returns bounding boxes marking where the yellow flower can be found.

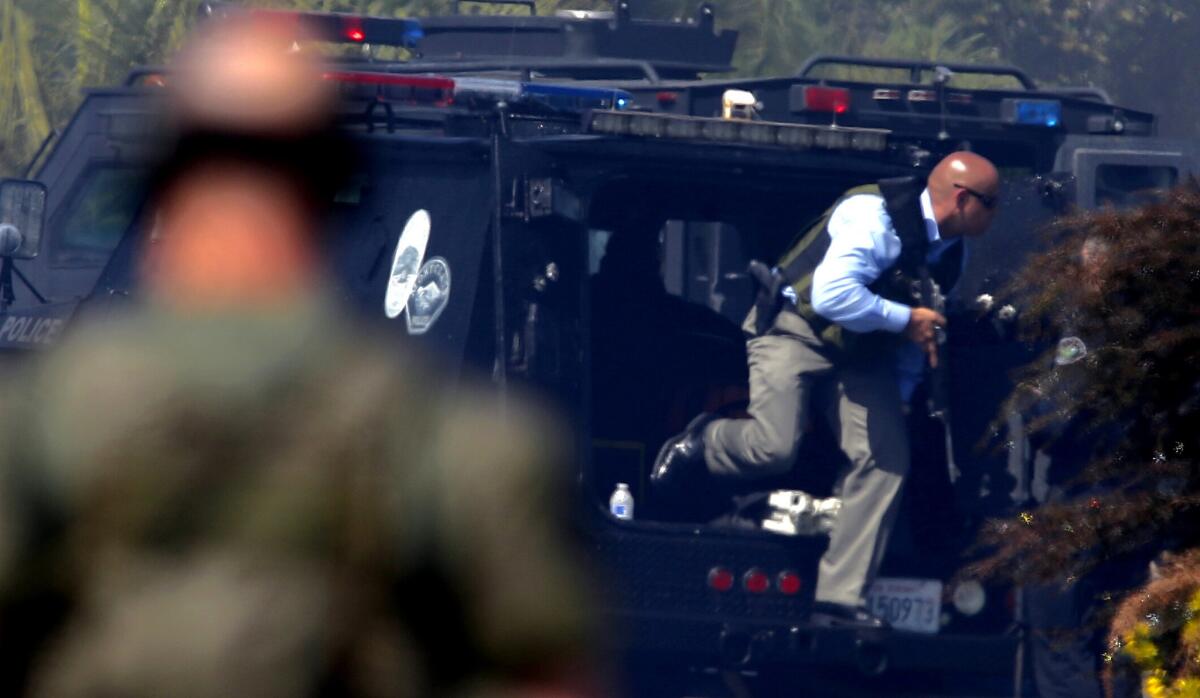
[1171,677,1200,698]
[1124,624,1161,668]
[1183,616,1200,648]
[1144,673,1167,698]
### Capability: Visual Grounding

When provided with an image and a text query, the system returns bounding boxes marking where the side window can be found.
[51,167,143,267]
[1095,164,1178,209]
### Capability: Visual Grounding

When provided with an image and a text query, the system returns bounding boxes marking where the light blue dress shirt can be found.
[805,188,956,402]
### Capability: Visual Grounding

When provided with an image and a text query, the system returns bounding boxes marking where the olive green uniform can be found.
[0,293,592,697]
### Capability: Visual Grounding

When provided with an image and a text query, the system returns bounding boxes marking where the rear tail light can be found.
[777,571,802,595]
[743,568,770,594]
[708,567,735,592]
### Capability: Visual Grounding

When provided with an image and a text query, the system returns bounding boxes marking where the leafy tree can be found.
[949,0,1199,137]
[0,1,52,176]
[967,185,1200,695]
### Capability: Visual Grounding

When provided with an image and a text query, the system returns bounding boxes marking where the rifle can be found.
[916,266,959,482]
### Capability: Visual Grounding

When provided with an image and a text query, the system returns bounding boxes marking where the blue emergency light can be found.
[1003,98,1062,127]
[454,78,633,111]
[518,83,633,111]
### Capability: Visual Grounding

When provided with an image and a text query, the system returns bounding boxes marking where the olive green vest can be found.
[777,177,936,355]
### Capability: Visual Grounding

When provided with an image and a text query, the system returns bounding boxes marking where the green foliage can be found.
[0,1,52,176]
[1,0,1198,177]
[970,185,1200,588]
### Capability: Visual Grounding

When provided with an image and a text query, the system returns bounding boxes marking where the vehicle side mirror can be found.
[0,179,47,260]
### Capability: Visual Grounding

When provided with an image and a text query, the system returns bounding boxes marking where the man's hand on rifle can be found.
[906,307,947,368]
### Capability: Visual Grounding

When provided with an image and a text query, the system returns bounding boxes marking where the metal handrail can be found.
[368,58,664,83]
[795,54,1037,90]
[452,0,537,15]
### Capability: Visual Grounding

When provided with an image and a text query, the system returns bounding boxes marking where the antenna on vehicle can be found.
[613,0,631,24]
[934,65,953,141]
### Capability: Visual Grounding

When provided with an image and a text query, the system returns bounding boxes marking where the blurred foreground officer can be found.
[0,16,596,698]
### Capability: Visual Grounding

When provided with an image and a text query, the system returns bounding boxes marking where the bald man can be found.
[653,152,1000,627]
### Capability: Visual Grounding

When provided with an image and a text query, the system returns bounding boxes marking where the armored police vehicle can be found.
[0,2,1195,695]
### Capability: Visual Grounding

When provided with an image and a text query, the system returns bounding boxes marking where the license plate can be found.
[865,577,942,634]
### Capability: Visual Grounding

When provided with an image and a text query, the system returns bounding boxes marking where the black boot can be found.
[651,413,715,489]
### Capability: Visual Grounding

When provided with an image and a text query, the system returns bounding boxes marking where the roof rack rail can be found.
[199,2,424,47]
[796,54,1037,91]
[198,1,734,80]
[452,0,536,15]
[352,58,662,83]
[1049,86,1113,104]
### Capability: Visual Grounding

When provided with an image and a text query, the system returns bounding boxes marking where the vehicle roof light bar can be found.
[324,72,633,113]
[454,78,633,111]
[199,2,424,48]
[520,83,633,111]
[325,71,456,106]
[326,72,455,89]
[587,110,887,152]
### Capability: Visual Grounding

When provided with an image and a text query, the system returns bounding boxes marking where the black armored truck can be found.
[0,3,1196,695]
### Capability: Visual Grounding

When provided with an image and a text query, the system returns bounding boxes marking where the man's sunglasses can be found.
[954,183,998,210]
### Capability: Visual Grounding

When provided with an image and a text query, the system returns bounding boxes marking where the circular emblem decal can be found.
[406,257,452,335]
[384,210,431,319]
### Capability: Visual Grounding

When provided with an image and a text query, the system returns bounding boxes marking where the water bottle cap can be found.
[616,482,630,489]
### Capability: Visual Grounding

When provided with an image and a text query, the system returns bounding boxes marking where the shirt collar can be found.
[920,188,941,243]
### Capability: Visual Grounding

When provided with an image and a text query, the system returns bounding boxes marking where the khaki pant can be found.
[703,309,910,607]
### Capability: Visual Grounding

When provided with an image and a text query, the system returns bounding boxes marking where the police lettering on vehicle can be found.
[0,315,65,347]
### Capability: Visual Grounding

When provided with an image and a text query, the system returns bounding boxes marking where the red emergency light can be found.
[324,72,455,90]
[323,71,456,106]
[802,86,850,114]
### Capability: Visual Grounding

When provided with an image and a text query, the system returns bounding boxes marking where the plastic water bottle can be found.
[609,482,634,521]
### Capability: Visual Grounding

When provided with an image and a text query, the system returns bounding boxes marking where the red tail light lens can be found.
[708,567,734,592]
[743,568,770,594]
[777,571,802,595]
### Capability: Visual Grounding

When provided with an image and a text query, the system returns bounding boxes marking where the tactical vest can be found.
[777,176,962,356]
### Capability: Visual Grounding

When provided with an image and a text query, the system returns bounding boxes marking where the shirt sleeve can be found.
[810,194,912,334]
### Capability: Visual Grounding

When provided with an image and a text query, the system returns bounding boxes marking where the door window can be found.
[51,166,143,267]
[1094,164,1177,208]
